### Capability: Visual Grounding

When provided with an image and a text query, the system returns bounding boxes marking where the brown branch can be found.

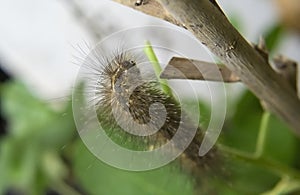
[161,57,240,82]
[112,0,300,136]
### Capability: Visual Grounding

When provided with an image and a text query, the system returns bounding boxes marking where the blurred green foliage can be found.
[264,24,284,53]
[0,81,75,195]
[73,140,194,195]
[1,77,300,195]
[220,90,300,194]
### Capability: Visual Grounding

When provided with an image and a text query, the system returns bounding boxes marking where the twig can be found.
[161,57,240,82]
[253,112,271,158]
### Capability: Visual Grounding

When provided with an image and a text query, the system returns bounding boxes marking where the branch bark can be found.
[161,57,240,82]
[112,0,300,136]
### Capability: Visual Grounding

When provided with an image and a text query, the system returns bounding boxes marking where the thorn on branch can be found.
[272,55,297,90]
[252,37,298,93]
[253,36,269,63]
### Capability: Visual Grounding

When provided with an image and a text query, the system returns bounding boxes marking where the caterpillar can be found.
[95,50,181,151]
[73,42,224,187]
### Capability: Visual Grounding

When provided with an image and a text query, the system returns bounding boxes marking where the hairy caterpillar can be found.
[73,42,224,186]
[96,50,181,151]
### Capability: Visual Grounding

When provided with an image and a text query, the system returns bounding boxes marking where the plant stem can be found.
[254,111,271,158]
[262,176,300,195]
[218,144,300,181]
[143,41,172,96]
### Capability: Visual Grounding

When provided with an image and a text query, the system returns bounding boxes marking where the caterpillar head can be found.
[110,53,142,93]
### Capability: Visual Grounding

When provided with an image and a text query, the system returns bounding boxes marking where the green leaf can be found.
[263,114,299,166]
[226,158,279,194]
[72,140,195,195]
[0,136,42,194]
[222,90,263,153]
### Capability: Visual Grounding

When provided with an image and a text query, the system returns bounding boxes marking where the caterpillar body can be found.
[79,46,222,180]
[72,25,229,193]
